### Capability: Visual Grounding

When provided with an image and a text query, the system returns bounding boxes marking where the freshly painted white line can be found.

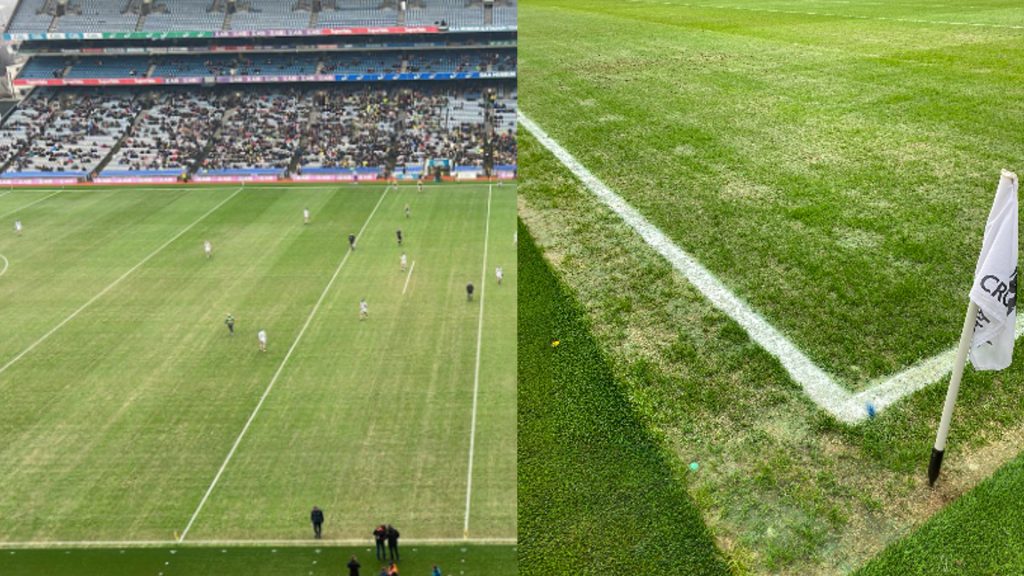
[0,537,517,550]
[0,187,244,381]
[0,189,64,221]
[463,185,492,537]
[519,111,1011,424]
[402,261,416,295]
[0,255,8,277]
[179,187,391,542]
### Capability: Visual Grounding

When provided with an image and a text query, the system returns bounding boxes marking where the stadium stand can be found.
[3,89,140,177]
[1,0,516,182]
[105,90,224,175]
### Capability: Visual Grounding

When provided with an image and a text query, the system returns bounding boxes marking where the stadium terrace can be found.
[0,0,517,185]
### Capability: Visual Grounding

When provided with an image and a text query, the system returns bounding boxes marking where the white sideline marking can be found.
[0,189,64,221]
[0,187,244,381]
[0,537,517,550]
[402,260,416,295]
[463,185,492,538]
[179,187,391,542]
[0,255,7,277]
[520,111,1010,424]
[675,1,1024,30]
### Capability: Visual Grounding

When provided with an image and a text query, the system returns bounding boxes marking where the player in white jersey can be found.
[257,329,267,352]
[360,298,369,320]
[496,266,503,285]
[400,253,408,272]
[14,220,22,235]
[303,207,311,224]
[204,240,213,259]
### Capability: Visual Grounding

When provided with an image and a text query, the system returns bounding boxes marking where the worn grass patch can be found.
[518,221,730,576]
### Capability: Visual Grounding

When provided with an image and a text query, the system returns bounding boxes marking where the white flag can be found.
[969,170,1018,371]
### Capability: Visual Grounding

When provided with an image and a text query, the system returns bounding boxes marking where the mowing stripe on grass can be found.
[519,112,1017,424]
[463,184,492,539]
[0,190,64,221]
[649,0,1024,30]
[179,186,391,542]
[402,260,416,295]
[0,186,244,382]
[0,537,517,549]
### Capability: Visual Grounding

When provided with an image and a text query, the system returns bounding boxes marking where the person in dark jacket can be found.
[310,506,324,539]
[349,233,357,250]
[396,229,403,246]
[373,524,387,560]
[386,524,400,561]
[347,555,361,576]
[466,282,474,301]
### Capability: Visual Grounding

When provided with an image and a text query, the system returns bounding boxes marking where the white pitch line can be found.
[0,189,64,221]
[179,187,391,542]
[520,111,1010,424]
[0,255,8,277]
[402,260,416,295]
[0,537,518,550]
[463,185,492,538]
[0,186,244,381]
[0,189,13,200]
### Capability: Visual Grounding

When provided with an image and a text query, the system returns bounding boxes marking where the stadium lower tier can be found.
[0,83,517,181]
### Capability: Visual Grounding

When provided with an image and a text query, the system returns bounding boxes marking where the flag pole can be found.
[928,300,978,487]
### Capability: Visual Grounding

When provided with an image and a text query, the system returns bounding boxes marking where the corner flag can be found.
[969,169,1018,371]
[929,170,1018,487]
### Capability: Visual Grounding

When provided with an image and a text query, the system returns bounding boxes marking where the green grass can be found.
[520,0,1024,386]
[856,452,1024,575]
[517,221,730,576]
[0,544,516,576]
[0,182,515,545]
[518,2,1024,571]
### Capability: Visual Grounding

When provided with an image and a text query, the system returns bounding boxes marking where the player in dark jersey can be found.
[396,229,403,246]
[225,314,235,335]
[466,282,474,301]
[348,233,356,250]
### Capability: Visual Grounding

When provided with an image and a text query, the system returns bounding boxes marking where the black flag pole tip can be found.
[928,447,945,487]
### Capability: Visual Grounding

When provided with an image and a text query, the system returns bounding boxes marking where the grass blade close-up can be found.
[517,0,1024,574]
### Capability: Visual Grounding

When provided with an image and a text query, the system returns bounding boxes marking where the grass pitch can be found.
[0,183,515,553]
[519,1,1024,573]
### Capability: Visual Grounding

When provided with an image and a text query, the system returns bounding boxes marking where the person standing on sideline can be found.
[311,506,324,539]
[225,313,235,335]
[417,178,423,193]
[349,233,357,250]
[204,239,213,259]
[386,524,400,561]
[257,329,267,352]
[303,207,311,224]
[347,555,361,576]
[466,282,474,302]
[373,525,387,561]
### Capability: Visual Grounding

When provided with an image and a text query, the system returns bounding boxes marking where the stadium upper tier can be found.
[0,85,516,180]
[4,0,516,34]
[16,50,516,81]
